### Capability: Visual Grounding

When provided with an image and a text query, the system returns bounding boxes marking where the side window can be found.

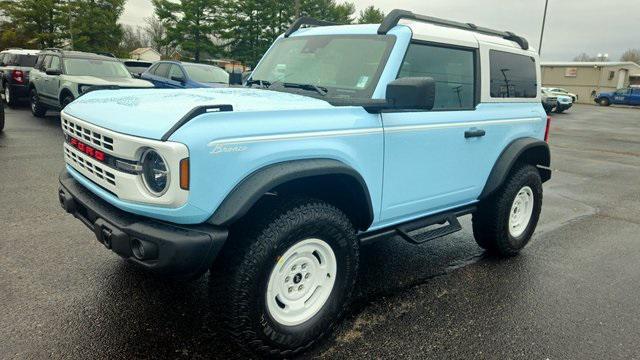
[489,50,537,98]
[49,56,61,71]
[0,53,6,66]
[42,55,53,70]
[147,64,158,74]
[398,43,475,110]
[154,63,170,78]
[168,65,185,80]
[34,55,44,70]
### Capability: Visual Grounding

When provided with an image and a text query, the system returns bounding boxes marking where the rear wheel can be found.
[30,89,47,117]
[599,98,610,106]
[472,164,543,256]
[212,197,359,357]
[3,83,16,107]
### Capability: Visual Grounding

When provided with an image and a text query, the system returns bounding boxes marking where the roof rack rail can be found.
[284,17,337,37]
[43,48,63,52]
[377,9,529,50]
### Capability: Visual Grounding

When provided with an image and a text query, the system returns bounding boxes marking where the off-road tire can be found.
[555,107,564,113]
[472,164,543,256]
[3,82,17,107]
[211,196,359,358]
[0,105,5,132]
[30,89,47,117]
[599,98,610,106]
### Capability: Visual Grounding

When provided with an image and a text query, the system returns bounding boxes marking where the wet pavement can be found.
[1,104,639,359]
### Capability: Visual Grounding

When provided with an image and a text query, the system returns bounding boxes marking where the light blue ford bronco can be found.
[57,10,551,357]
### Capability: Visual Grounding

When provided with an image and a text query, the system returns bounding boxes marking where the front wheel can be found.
[472,164,543,256]
[0,105,5,132]
[598,98,610,106]
[30,89,47,117]
[61,94,75,109]
[213,197,359,357]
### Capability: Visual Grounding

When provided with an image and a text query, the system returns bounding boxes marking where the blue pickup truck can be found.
[595,87,640,106]
[57,9,551,357]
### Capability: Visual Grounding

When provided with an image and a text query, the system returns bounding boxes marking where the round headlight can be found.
[141,149,170,196]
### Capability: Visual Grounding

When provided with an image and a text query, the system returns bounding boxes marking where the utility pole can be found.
[538,0,549,55]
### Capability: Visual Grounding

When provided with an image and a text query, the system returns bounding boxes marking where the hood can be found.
[63,87,333,139]
[62,75,154,88]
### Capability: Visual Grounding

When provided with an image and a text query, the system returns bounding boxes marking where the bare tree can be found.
[143,15,169,58]
[573,52,597,62]
[620,48,640,65]
[120,25,148,53]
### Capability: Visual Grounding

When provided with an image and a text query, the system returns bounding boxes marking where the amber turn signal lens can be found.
[179,158,189,190]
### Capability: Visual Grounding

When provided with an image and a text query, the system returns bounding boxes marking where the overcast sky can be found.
[121,0,640,61]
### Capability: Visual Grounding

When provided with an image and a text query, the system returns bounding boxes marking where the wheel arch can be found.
[208,159,374,231]
[480,137,551,200]
[59,87,74,105]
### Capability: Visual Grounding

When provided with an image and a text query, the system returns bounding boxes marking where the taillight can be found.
[544,115,551,142]
[11,70,24,84]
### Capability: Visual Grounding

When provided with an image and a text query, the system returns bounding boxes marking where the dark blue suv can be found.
[141,61,229,89]
[595,87,640,106]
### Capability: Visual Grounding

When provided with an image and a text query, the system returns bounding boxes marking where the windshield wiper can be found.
[283,83,328,96]
[245,79,272,88]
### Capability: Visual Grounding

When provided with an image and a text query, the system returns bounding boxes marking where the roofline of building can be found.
[541,61,640,68]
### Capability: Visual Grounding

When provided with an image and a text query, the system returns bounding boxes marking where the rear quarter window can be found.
[489,50,537,98]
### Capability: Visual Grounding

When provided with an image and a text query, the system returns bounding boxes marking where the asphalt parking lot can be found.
[1,103,640,359]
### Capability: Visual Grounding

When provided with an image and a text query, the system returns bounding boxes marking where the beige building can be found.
[129,47,161,62]
[541,61,640,104]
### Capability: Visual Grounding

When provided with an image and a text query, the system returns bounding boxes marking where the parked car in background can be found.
[122,59,153,78]
[543,87,573,113]
[141,60,229,88]
[0,48,40,107]
[541,88,558,113]
[29,49,153,117]
[546,87,577,102]
[554,93,572,113]
[57,9,551,357]
[595,87,640,106]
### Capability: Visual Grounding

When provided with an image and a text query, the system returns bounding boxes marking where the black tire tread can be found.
[211,196,358,358]
[472,164,542,256]
[30,89,46,117]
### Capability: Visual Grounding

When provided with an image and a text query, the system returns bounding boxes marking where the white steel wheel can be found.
[4,86,10,104]
[509,186,534,238]
[266,238,337,327]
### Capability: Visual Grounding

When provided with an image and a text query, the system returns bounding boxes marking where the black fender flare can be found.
[208,158,374,228]
[480,137,551,199]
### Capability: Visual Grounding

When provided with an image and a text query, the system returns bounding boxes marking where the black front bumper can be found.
[58,170,228,277]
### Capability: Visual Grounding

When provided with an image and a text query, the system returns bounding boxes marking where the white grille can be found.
[62,117,114,152]
[61,111,190,208]
[64,145,116,188]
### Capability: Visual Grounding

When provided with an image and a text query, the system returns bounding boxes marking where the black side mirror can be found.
[45,68,62,76]
[385,77,435,110]
[171,75,185,83]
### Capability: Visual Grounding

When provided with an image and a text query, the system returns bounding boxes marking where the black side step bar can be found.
[359,205,476,246]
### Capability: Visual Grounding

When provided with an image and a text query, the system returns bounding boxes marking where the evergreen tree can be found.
[153,0,225,62]
[357,5,385,24]
[0,0,67,48]
[67,0,126,53]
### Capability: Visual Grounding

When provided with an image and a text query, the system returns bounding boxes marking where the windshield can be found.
[250,35,395,99]
[183,64,229,84]
[63,58,131,78]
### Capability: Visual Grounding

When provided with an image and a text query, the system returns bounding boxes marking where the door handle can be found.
[464,128,486,138]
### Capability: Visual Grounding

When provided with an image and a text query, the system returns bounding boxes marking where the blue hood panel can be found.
[63,87,333,140]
